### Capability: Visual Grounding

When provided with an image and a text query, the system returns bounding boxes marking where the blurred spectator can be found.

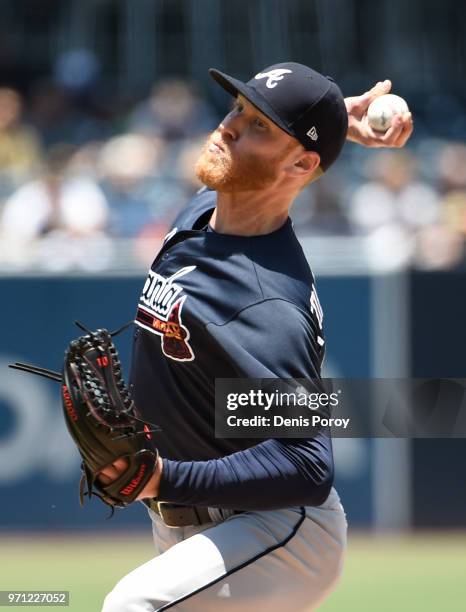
[292,173,352,237]
[405,142,466,270]
[128,79,218,141]
[442,191,466,236]
[173,136,206,195]
[0,88,41,196]
[437,143,466,195]
[0,144,110,271]
[28,82,107,148]
[349,151,440,234]
[437,143,466,237]
[413,223,464,270]
[66,141,104,178]
[97,133,213,268]
[347,148,466,270]
[98,133,188,241]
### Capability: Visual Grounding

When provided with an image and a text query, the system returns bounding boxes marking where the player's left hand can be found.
[98,455,163,500]
[10,325,161,510]
[345,80,413,148]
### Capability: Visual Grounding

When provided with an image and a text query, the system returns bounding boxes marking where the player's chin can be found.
[195,157,229,190]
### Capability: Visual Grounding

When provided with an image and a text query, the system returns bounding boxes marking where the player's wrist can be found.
[136,454,164,500]
[345,116,363,143]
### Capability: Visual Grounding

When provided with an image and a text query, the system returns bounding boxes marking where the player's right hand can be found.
[345,80,413,148]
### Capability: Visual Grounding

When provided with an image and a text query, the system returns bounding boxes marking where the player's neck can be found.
[211,190,293,236]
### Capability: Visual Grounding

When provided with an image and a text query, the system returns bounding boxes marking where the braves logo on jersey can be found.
[135,266,196,362]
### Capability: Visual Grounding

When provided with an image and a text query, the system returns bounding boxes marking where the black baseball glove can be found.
[10,322,159,510]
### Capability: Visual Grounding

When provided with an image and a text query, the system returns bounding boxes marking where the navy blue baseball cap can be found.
[209,62,348,171]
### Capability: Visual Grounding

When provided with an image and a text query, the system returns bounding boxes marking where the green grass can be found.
[1,532,465,611]
[0,534,155,611]
[320,532,466,612]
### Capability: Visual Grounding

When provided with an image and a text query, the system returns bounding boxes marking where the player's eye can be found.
[254,117,267,129]
[231,102,243,114]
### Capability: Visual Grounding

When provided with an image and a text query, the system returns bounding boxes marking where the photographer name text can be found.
[226,415,350,429]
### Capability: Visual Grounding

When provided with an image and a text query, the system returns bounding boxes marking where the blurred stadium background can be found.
[1,0,465,610]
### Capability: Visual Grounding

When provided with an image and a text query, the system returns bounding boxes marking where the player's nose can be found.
[218,113,240,141]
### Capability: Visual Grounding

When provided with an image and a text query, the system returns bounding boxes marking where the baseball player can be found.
[99,62,413,611]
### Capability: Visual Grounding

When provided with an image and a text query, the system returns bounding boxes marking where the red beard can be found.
[194,133,282,192]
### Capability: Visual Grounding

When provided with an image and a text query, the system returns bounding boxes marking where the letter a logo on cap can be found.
[254,69,292,89]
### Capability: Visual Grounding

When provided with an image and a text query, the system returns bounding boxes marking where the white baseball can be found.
[367,94,409,132]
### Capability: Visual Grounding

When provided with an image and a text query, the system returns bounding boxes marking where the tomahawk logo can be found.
[136,266,196,361]
[254,69,292,89]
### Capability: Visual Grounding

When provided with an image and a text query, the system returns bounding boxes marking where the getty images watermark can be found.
[225,388,349,430]
[215,378,466,438]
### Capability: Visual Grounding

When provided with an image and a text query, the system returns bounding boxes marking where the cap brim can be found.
[209,68,292,137]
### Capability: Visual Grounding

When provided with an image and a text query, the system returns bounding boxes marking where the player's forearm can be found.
[154,437,333,510]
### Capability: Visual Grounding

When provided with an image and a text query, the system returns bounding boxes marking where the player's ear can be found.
[286,151,321,179]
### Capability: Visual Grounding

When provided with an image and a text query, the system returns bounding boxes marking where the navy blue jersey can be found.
[130,188,333,510]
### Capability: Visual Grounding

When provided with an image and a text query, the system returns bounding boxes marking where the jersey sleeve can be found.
[157,299,334,510]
